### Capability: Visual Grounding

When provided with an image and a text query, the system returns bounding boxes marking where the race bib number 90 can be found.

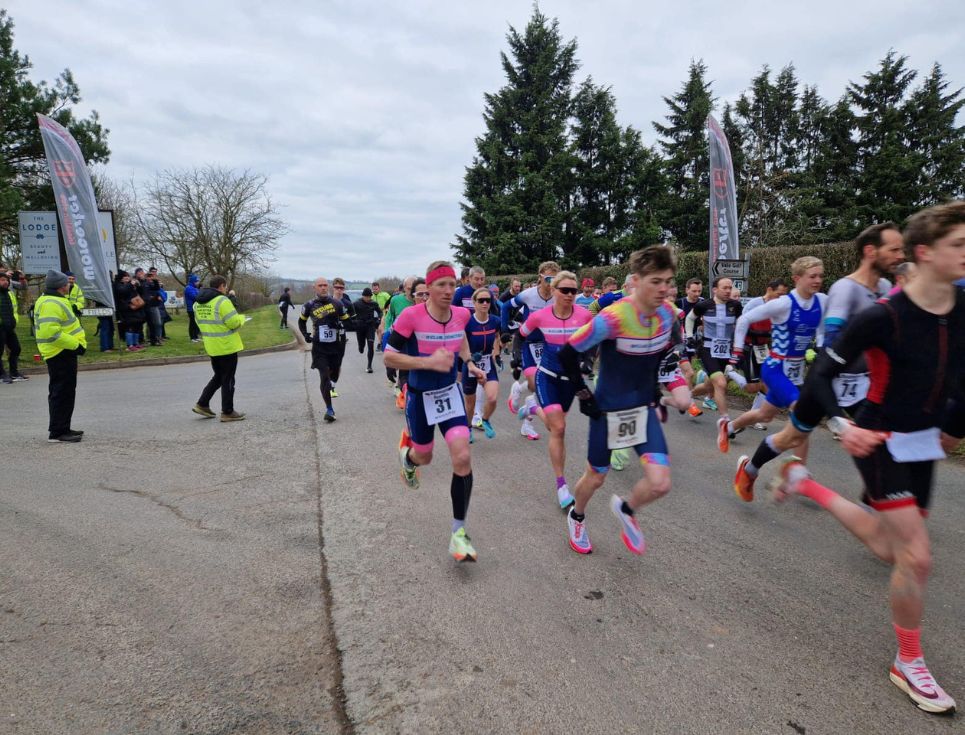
[422,383,465,426]
[606,405,648,450]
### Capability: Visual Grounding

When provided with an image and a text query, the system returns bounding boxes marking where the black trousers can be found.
[46,349,78,435]
[0,326,20,375]
[198,352,238,414]
[356,324,375,368]
[188,311,200,340]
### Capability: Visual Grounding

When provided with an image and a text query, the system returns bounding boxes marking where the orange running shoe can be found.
[398,429,419,489]
[734,454,755,502]
[395,383,407,410]
[687,402,703,417]
[716,417,730,453]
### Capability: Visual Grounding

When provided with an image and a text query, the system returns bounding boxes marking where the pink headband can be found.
[426,265,456,285]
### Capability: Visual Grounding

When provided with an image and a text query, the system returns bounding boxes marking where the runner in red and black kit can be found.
[770,201,965,715]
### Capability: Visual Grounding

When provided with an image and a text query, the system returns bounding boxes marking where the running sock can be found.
[556,476,567,489]
[795,477,840,510]
[452,519,465,533]
[894,624,923,663]
[747,435,781,477]
[569,509,585,522]
[620,500,634,517]
[751,392,766,411]
[450,472,473,521]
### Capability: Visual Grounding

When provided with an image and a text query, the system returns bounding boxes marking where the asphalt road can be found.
[2,345,963,734]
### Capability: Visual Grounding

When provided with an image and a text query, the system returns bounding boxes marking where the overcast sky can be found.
[9,0,964,280]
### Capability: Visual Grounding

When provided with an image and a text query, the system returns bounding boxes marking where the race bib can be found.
[657,358,680,384]
[886,428,946,463]
[711,339,731,359]
[832,372,870,408]
[783,358,804,385]
[476,355,491,374]
[752,344,770,362]
[422,383,465,426]
[529,342,545,363]
[606,405,648,450]
[316,326,336,343]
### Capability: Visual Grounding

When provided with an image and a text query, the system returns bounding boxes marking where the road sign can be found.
[711,259,748,279]
[82,307,114,317]
[732,278,746,294]
[18,211,61,273]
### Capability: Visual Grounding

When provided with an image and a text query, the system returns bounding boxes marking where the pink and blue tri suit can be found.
[386,303,471,452]
[568,298,678,473]
[520,305,592,414]
[462,313,500,394]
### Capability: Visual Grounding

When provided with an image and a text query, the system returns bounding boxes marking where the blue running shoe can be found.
[702,397,718,411]
[481,419,496,439]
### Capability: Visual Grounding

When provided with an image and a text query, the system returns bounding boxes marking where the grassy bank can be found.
[14,304,292,368]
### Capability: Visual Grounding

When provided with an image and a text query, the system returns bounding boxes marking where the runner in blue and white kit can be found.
[729,256,827,500]
[500,261,559,440]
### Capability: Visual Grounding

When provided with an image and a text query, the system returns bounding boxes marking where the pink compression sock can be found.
[894,624,923,663]
[796,478,840,510]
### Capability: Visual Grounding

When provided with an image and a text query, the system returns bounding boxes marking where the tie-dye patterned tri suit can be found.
[567,297,681,473]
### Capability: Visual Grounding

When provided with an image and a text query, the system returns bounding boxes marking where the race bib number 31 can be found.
[606,405,648,450]
[422,383,465,426]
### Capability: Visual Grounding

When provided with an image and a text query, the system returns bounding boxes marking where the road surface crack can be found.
[96,483,212,531]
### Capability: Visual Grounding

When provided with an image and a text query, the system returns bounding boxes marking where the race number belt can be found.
[832,372,870,408]
[606,405,648,450]
[422,383,465,426]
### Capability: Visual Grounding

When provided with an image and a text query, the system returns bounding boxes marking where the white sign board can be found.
[18,211,61,274]
[96,211,118,273]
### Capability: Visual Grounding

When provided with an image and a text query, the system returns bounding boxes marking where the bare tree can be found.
[92,174,139,269]
[132,166,286,288]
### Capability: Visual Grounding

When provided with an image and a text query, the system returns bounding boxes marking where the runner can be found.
[463,287,500,442]
[768,201,965,714]
[685,276,743,447]
[655,289,694,418]
[575,278,596,307]
[500,261,560,440]
[298,277,348,423]
[454,266,486,310]
[733,278,789,433]
[384,260,487,562]
[517,271,593,509]
[676,278,703,318]
[380,276,417,407]
[556,246,679,556]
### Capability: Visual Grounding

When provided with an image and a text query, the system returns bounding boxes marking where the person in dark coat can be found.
[278,287,294,328]
[114,271,147,351]
[353,287,382,373]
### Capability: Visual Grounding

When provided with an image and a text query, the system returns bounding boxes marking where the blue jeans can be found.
[146,307,163,344]
[98,316,114,351]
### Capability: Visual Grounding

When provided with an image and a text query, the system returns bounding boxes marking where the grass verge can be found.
[14,304,292,367]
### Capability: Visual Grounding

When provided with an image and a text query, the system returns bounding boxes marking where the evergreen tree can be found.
[904,62,965,205]
[0,10,110,266]
[848,51,920,223]
[565,79,634,266]
[653,60,715,250]
[454,8,578,273]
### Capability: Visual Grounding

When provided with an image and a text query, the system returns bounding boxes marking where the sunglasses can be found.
[556,287,578,295]
[333,285,345,289]
[475,298,491,303]
[414,292,429,298]
[542,275,553,283]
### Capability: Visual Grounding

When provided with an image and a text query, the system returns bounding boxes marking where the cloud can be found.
[9,0,964,278]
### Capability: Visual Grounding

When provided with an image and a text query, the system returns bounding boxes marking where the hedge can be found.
[490,241,860,295]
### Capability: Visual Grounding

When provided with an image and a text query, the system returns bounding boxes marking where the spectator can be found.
[143,267,165,345]
[353,287,382,373]
[93,297,115,353]
[2,267,26,291]
[0,269,27,382]
[114,271,146,351]
[185,274,201,342]
[158,281,172,338]
[278,286,293,329]
[64,271,85,316]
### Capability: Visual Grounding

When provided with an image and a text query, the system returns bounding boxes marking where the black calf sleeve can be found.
[450,472,473,521]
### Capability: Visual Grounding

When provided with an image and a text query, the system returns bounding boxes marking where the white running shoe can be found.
[557,483,575,509]
[471,414,484,430]
[609,495,645,555]
[725,366,747,389]
[508,380,523,412]
[890,656,957,714]
[567,512,592,554]
[753,422,767,431]
[520,418,540,441]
